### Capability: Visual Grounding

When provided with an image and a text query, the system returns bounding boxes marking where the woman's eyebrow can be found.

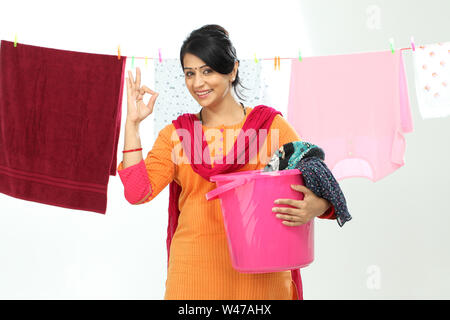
[183,64,208,70]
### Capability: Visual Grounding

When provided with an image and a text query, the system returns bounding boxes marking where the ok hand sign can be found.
[125,67,159,125]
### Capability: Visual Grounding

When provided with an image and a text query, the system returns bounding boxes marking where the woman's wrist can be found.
[126,119,140,129]
[317,198,332,217]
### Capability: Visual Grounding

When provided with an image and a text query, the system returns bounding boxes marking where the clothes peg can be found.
[118,45,121,60]
[131,56,135,69]
[254,53,258,63]
[145,56,148,66]
[298,50,302,61]
[410,36,416,51]
[277,56,281,70]
[274,56,277,70]
[158,48,162,63]
[14,34,17,47]
[389,37,395,53]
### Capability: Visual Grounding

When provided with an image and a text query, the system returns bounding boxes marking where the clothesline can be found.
[122,47,413,61]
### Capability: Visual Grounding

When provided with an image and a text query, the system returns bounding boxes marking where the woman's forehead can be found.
[183,53,207,69]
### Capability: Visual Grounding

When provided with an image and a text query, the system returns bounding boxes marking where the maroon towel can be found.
[0,40,126,214]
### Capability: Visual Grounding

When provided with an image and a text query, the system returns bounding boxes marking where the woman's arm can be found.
[272,184,335,226]
[122,120,143,169]
[269,115,336,225]
[117,124,175,205]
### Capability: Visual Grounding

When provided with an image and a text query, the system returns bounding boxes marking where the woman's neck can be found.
[199,100,246,127]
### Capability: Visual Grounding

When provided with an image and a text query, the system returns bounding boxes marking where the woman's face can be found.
[183,53,237,107]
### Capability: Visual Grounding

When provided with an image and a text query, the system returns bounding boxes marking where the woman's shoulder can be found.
[266,110,301,141]
[154,122,178,146]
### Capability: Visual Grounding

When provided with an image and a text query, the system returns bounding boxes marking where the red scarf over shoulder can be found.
[168,105,303,299]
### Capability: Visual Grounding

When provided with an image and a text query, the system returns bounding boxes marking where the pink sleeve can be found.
[117,159,151,204]
[117,124,176,205]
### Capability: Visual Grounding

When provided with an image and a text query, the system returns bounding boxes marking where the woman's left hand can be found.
[272,184,331,227]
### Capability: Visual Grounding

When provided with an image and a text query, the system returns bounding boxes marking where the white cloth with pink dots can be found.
[412,41,450,119]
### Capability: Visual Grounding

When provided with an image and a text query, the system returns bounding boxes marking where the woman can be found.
[117,24,335,300]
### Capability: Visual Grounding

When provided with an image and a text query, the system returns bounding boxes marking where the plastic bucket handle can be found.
[205,177,250,201]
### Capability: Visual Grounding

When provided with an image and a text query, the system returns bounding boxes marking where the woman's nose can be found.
[193,73,205,87]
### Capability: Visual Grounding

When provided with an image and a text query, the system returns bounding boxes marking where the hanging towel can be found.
[153,58,265,138]
[412,41,450,119]
[288,50,413,182]
[264,141,352,227]
[0,40,126,214]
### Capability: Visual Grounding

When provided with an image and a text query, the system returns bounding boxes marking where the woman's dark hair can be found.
[180,24,248,101]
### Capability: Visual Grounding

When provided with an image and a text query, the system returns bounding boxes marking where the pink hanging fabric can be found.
[288,50,413,182]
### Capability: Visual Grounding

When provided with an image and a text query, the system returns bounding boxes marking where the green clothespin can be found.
[298,49,302,61]
[254,53,258,63]
[14,34,17,47]
[389,37,395,53]
[131,56,135,69]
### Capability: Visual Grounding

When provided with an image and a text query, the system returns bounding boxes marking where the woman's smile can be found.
[196,89,213,98]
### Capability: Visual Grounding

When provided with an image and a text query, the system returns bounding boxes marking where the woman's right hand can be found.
[126,67,159,125]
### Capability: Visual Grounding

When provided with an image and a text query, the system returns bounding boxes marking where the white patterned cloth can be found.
[153,59,267,137]
[412,41,450,119]
[258,58,292,117]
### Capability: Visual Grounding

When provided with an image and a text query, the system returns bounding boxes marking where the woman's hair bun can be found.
[200,24,229,38]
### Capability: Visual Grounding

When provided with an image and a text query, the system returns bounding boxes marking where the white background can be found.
[0,0,449,299]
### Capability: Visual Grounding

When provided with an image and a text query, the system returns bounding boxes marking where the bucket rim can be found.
[210,168,301,182]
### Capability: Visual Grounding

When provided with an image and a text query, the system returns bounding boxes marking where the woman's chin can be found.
[198,99,214,107]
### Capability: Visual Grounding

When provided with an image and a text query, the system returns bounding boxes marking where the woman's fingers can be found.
[135,67,141,89]
[127,71,135,94]
[140,85,157,95]
[125,77,131,96]
[139,85,158,112]
[126,76,135,109]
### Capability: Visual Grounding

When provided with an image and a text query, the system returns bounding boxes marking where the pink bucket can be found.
[205,169,314,273]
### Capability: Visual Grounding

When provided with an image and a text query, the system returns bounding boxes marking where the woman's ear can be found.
[231,60,239,81]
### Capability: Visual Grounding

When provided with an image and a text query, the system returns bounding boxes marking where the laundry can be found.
[412,41,450,119]
[264,141,352,227]
[259,58,292,117]
[0,40,126,214]
[153,58,266,139]
[287,50,413,182]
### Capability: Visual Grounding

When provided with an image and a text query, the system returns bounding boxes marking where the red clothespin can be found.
[410,36,416,51]
[158,48,162,63]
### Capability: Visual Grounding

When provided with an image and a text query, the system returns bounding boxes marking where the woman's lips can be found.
[197,89,212,98]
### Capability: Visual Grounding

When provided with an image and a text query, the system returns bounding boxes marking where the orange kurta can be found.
[117,106,301,299]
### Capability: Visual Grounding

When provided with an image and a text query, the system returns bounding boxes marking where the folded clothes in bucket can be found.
[264,141,352,227]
